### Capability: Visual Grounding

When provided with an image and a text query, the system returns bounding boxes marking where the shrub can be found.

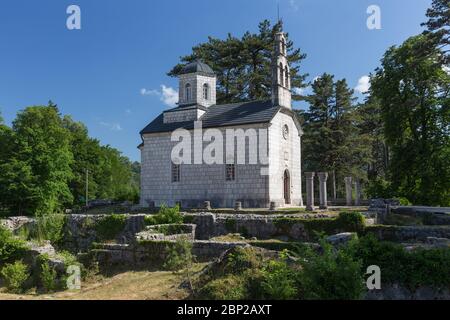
[0,226,28,263]
[95,214,127,240]
[346,234,450,290]
[297,240,365,300]
[394,197,412,206]
[261,256,297,300]
[366,177,391,199]
[198,275,247,300]
[1,260,30,293]
[163,239,194,272]
[38,254,58,292]
[223,247,264,275]
[145,205,182,225]
[336,211,365,233]
[32,213,67,245]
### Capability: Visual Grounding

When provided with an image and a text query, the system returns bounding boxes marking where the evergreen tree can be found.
[422,0,450,60]
[302,75,371,198]
[168,20,308,104]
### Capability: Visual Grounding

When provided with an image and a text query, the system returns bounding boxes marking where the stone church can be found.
[139,31,303,208]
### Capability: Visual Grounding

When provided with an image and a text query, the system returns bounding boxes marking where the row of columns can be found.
[305,172,361,211]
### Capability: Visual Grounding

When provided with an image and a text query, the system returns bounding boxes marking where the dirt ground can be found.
[0,270,190,300]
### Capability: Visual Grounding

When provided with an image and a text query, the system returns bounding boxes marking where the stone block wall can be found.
[364,225,450,242]
[268,110,302,207]
[140,123,271,208]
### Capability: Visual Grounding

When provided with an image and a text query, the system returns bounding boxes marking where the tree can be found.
[302,74,335,174]
[63,115,102,205]
[3,103,74,215]
[302,75,371,198]
[371,35,450,206]
[422,0,450,60]
[168,20,308,104]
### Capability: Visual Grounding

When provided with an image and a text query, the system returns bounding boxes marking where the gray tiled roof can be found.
[140,100,280,135]
[179,60,215,76]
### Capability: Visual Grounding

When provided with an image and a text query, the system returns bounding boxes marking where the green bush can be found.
[223,247,264,275]
[261,256,297,300]
[0,226,28,263]
[95,214,127,240]
[32,213,67,245]
[199,275,247,300]
[37,254,58,292]
[144,205,182,225]
[163,239,193,271]
[297,240,365,300]
[346,234,450,290]
[1,260,30,293]
[366,177,392,199]
[336,211,365,233]
[394,197,412,206]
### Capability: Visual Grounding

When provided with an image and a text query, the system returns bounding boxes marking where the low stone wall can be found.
[62,214,147,253]
[184,212,340,241]
[136,224,196,242]
[392,207,450,225]
[90,240,247,268]
[364,225,450,242]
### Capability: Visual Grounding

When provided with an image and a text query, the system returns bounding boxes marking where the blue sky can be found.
[0,0,431,161]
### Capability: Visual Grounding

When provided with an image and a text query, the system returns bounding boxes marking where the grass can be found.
[0,269,195,300]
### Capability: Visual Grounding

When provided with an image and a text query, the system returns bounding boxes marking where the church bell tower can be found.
[271,32,292,109]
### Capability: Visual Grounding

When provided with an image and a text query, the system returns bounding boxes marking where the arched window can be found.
[281,40,286,55]
[285,66,289,89]
[279,63,284,87]
[185,83,191,102]
[203,83,209,100]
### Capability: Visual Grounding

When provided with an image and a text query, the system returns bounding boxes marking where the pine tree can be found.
[422,0,450,60]
[168,20,308,104]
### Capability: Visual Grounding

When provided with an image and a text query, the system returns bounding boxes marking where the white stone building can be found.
[139,32,303,208]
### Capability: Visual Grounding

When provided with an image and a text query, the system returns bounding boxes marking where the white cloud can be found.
[140,85,179,108]
[355,75,370,94]
[125,109,131,114]
[160,85,179,107]
[140,88,159,96]
[100,122,122,131]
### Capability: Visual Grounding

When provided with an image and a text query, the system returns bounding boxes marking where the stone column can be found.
[203,201,211,210]
[344,177,353,206]
[317,172,328,210]
[305,172,315,211]
[354,181,361,206]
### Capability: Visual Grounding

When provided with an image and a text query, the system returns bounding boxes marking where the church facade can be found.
[139,32,304,208]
